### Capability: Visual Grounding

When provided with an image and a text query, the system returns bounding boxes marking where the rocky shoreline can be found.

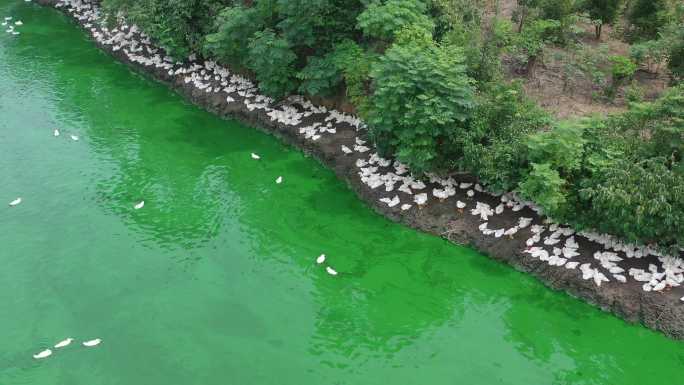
[37,0,684,340]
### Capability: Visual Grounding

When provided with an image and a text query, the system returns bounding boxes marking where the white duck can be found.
[325,266,338,276]
[33,349,52,359]
[250,153,260,160]
[54,338,73,348]
[316,254,326,264]
[15,21,22,26]
[82,338,101,347]
[9,197,21,206]
[70,135,79,141]
[341,145,352,155]
[414,193,428,206]
[276,176,283,184]
[53,129,60,137]
[134,201,145,210]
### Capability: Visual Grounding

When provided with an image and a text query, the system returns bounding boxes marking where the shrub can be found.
[526,122,586,173]
[606,55,637,98]
[519,163,567,214]
[662,23,684,80]
[296,54,343,97]
[581,0,623,39]
[357,0,434,41]
[366,26,474,173]
[328,40,377,111]
[511,19,560,75]
[276,0,363,49]
[459,82,550,191]
[246,30,298,98]
[627,0,672,40]
[579,158,684,247]
[630,39,669,73]
[204,5,268,67]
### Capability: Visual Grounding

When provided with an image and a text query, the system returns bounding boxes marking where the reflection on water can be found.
[0,2,683,385]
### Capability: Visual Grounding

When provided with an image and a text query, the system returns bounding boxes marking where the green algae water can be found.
[1,2,683,384]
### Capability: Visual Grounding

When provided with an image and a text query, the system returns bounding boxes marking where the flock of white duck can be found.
[3,16,23,36]
[19,0,684,302]
[32,338,101,360]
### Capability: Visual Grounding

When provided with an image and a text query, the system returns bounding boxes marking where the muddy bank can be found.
[37,0,684,340]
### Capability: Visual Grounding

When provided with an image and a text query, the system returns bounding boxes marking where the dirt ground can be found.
[493,0,671,119]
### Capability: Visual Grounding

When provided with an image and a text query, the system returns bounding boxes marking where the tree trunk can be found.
[518,7,526,33]
[595,24,602,40]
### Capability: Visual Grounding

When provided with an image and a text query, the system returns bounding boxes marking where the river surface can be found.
[1,2,683,384]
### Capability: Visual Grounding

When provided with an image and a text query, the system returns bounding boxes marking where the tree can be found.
[204,5,270,67]
[581,0,623,39]
[627,0,671,40]
[246,30,298,98]
[366,26,475,173]
[514,0,540,33]
[357,0,434,42]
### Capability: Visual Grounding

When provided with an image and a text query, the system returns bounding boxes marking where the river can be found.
[0,2,682,384]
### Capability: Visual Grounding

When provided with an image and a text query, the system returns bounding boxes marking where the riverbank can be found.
[37,0,684,339]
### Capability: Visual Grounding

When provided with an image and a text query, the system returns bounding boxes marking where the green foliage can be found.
[204,5,269,67]
[459,82,550,191]
[610,55,638,79]
[538,0,577,21]
[581,0,622,23]
[627,0,672,40]
[625,82,645,103]
[367,26,474,173]
[296,54,343,96]
[103,0,226,57]
[630,39,669,73]
[329,40,377,111]
[511,19,560,74]
[668,32,684,81]
[660,22,684,80]
[580,158,684,246]
[519,163,567,214]
[357,0,434,41]
[246,30,298,98]
[621,85,684,164]
[527,123,586,172]
[606,55,637,98]
[276,0,363,49]
[580,0,623,38]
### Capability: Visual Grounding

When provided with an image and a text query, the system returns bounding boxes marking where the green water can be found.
[0,2,682,384]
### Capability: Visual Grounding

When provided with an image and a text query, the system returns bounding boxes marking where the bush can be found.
[204,5,269,67]
[630,39,669,73]
[366,26,474,173]
[357,0,434,41]
[627,0,672,40]
[276,0,363,49]
[581,0,623,39]
[519,163,567,214]
[329,40,377,111]
[459,82,550,191]
[662,23,684,80]
[606,55,637,98]
[511,19,560,75]
[580,158,684,246]
[296,54,344,97]
[526,122,586,173]
[246,30,298,98]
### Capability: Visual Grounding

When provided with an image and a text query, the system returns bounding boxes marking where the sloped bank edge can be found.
[36,0,684,340]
